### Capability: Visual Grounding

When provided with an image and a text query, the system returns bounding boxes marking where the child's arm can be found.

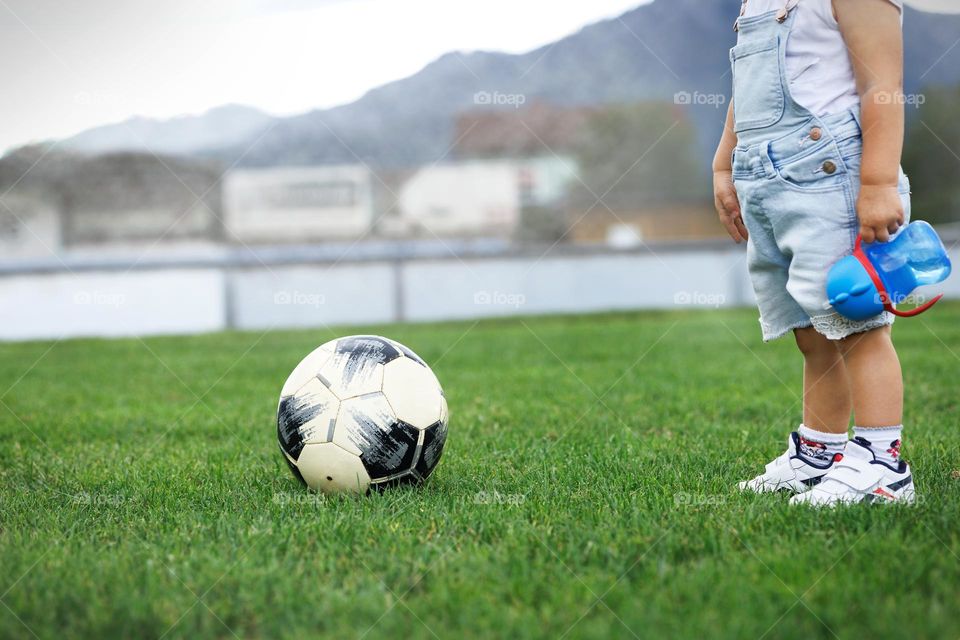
[713,102,748,243]
[836,0,906,243]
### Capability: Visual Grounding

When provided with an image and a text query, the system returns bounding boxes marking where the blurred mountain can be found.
[43,0,960,168]
[210,0,960,168]
[61,104,273,156]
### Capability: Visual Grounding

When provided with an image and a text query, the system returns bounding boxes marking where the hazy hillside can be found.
[44,0,960,168]
[62,104,273,156]
[210,0,960,168]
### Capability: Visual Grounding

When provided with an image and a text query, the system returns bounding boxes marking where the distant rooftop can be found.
[453,102,596,158]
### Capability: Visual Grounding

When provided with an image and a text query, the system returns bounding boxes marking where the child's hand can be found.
[713,170,747,243]
[857,184,904,243]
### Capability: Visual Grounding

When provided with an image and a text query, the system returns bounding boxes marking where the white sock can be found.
[852,425,903,467]
[797,424,848,462]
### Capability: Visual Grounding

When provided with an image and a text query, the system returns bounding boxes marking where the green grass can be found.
[1,305,959,639]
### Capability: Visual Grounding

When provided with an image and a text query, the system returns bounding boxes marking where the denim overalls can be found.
[731,1,911,341]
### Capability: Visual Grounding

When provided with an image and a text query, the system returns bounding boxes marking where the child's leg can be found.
[836,326,902,427]
[790,324,914,505]
[794,327,851,433]
[736,327,851,494]
[836,326,904,467]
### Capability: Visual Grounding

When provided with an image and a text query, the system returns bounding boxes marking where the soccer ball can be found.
[277,335,448,494]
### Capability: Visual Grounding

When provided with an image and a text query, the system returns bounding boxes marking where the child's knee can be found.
[793,327,839,359]
[836,325,892,356]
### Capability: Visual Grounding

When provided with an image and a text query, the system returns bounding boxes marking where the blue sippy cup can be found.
[826,221,952,321]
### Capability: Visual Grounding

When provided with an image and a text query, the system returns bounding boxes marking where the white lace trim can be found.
[759,311,894,342]
[810,311,894,341]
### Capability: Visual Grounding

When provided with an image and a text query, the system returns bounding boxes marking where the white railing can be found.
[1,236,956,341]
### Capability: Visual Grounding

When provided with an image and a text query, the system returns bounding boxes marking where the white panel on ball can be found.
[279,344,334,398]
[316,353,385,400]
[292,379,340,445]
[333,393,398,457]
[297,442,370,494]
[382,357,443,429]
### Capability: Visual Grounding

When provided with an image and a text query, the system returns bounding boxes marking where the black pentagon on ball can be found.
[334,335,404,366]
[354,417,421,481]
[279,445,307,487]
[371,420,449,490]
[393,341,426,367]
[415,419,448,480]
[277,394,323,461]
[337,391,418,481]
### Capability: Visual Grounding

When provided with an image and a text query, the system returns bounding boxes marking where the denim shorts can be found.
[732,110,912,341]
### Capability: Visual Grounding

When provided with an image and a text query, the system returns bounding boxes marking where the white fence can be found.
[1,239,956,342]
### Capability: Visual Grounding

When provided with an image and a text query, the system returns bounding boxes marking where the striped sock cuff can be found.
[852,425,903,442]
[798,424,849,445]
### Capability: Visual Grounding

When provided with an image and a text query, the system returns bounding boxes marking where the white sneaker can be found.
[790,437,916,507]
[738,432,839,495]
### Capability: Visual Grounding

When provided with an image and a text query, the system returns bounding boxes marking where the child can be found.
[713,0,915,505]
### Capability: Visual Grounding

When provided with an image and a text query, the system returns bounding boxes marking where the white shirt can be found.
[741,0,903,116]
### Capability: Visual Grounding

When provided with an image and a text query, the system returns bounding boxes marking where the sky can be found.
[0,0,648,152]
[1,0,956,153]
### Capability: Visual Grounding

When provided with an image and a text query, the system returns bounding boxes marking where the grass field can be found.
[1,305,959,639]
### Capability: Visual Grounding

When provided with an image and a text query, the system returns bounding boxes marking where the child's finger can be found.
[875,227,891,243]
[714,197,725,218]
[734,216,749,241]
[720,193,741,217]
[723,220,742,243]
[861,226,876,244]
[720,214,743,243]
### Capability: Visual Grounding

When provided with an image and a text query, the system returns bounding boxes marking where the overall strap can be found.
[735,0,802,31]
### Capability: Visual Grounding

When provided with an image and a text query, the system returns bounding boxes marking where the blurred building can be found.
[388,157,576,238]
[568,205,724,246]
[442,101,720,244]
[0,191,61,258]
[453,102,594,159]
[61,153,223,248]
[223,166,374,243]
[0,147,224,257]
[382,103,585,239]
[0,100,719,258]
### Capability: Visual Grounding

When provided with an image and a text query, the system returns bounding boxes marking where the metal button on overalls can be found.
[822,161,837,175]
[810,127,823,141]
